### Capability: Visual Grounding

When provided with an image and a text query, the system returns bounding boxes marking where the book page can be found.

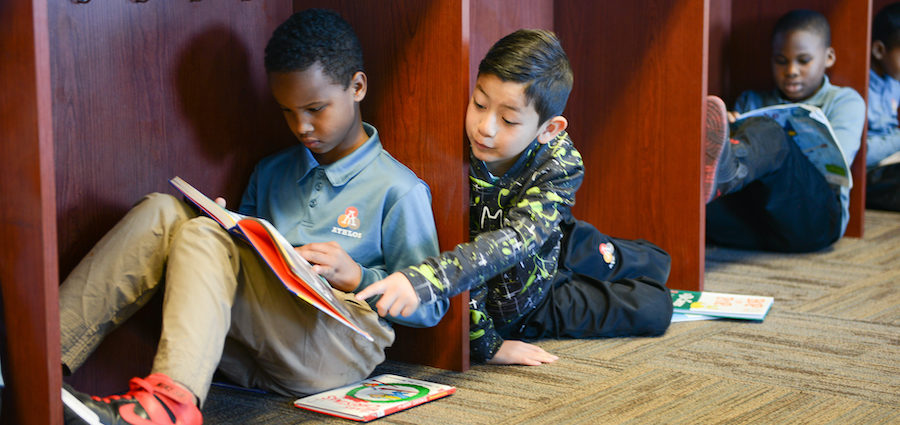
[236,219,374,342]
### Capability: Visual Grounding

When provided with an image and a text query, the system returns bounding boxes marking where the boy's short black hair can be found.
[874,2,900,49]
[478,29,573,124]
[264,8,363,88]
[772,9,832,47]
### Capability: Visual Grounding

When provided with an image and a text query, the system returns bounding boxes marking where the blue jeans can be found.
[706,118,842,252]
[867,163,900,211]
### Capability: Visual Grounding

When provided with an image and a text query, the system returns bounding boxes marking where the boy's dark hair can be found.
[264,8,363,88]
[478,29,573,124]
[874,2,900,49]
[772,9,832,47]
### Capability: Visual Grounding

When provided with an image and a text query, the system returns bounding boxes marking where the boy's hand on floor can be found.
[295,241,362,292]
[487,340,559,366]
[355,272,420,317]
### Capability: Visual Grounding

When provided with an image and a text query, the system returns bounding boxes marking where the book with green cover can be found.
[670,289,773,321]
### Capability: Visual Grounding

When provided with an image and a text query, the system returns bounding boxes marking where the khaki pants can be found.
[59,193,394,404]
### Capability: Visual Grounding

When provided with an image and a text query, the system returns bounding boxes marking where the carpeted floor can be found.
[202,210,900,424]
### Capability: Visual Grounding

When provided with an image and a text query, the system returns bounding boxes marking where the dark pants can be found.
[866,163,900,211]
[499,218,673,340]
[707,118,842,252]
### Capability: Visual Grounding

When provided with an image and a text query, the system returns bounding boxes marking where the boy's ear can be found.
[351,71,367,102]
[824,46,836,68]
[873,40,886,61]
[537,115,568,144]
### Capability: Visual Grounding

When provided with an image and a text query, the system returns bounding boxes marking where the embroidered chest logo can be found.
[599,242,616,269]
[332,206,363,239]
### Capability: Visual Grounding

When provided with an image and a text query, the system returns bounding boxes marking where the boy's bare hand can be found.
[295,241,362,292]
[355,272,419,317]
[727,110,740,123]
[215,197,227,208]
[487,340,558,366]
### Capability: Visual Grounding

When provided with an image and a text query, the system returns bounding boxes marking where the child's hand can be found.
[215,197,227,208]
[355,272,420,317]
[295,241,362,292]
[727,110,740,123]
[487,340,558,366]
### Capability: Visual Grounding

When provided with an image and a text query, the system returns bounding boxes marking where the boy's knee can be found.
[641,280,673,336]
[136,192,192,219]
[634,239,672,284]
[179,216,231,240]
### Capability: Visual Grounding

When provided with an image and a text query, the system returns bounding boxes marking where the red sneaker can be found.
[703,95,729,202]
[63,373,202,425]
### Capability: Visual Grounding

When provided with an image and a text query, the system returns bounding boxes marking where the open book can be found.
[293,374,456,422]
[169,176,373,342]
[670,289,774,321]
[736,103,852,188]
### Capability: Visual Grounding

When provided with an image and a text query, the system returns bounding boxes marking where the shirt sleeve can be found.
[823,88,866,165]
[355,181,448,328]
[468,284,504,362]
[401,165,581,304]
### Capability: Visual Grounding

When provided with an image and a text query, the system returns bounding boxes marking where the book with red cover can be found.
[169,176,373,342]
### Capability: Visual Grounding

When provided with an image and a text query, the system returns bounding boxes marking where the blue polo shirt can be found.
[239,123,447,327]
[867,69,900,167]
[734,76,866,237]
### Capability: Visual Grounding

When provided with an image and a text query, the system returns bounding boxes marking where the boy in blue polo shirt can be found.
[866,2,900,211]
[358,29,673,366]
[704,9,866,252]
[61,9,446,425]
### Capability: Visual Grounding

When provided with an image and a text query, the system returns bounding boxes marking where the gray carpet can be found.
[202,210,900,424]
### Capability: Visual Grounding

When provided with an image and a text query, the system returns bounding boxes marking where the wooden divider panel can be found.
[556,0,709,290]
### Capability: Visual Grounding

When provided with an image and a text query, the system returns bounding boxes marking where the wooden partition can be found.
[0,2,62,424]
[708,0,873,237]
[556,0,710,290]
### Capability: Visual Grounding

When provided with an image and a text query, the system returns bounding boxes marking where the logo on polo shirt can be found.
[599,242,616,269]
[332,206,362,239]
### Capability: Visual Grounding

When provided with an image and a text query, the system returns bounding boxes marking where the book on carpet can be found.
[293,374,456,422]
[670,289,774,320]
[671,313,722,323]
[735,103,851,188]
[169,176,373,342]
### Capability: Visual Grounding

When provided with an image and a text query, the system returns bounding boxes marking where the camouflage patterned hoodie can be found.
[399,132,584,361]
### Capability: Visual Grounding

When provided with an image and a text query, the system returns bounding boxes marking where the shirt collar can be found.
[470,138,541,182]
[294,122,383,187]
[870,68,888,92]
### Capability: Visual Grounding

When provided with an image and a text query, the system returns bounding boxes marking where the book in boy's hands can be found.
[670,289,774,321]
[735,103,852,188]
[168,176,373,342]
[293,374,456,422]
